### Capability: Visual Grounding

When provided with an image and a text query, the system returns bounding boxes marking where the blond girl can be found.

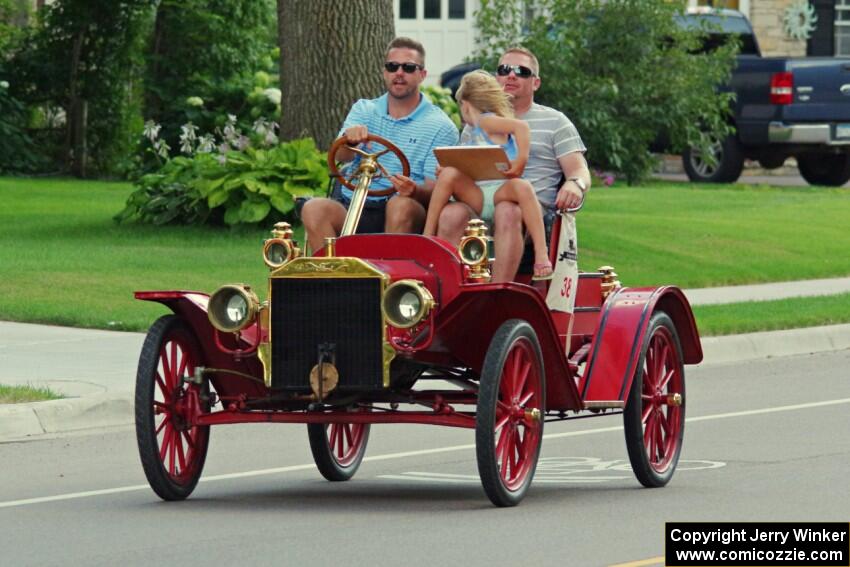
[423,70,552,280]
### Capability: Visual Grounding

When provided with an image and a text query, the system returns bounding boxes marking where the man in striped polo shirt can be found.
[301,37,459,253]
[437,46,591,284]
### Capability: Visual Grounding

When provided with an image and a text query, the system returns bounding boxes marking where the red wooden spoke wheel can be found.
[135,315,210,501]
[327,134,411,196]
[476,320,545,507]
[307,413,370,481]
[624,311,685,487]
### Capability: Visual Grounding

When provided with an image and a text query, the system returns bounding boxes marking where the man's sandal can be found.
[532,261,554,281]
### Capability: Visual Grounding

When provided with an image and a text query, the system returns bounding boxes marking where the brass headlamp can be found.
[383,280,435,329]
[208,284,260,333]
[263,222,300,269]
[458,219,491,281]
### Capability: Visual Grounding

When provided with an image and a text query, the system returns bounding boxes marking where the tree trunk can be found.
[278,0,394,150]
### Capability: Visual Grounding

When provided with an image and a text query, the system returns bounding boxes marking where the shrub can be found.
[422,85,461,129]
[115,128,328,226]
[473,0,737,183]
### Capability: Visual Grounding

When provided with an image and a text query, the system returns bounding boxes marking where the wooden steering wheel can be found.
[327,134,411,197]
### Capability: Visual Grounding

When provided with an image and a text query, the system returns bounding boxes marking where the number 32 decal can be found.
[560,277,573,299]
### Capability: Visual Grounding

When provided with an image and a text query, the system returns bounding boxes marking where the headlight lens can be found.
[208,284,260,332]
[225,294,248,323]
[398,290,421,319]
[383,280,434,329]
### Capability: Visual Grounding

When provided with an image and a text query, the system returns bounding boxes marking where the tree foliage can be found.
[474,0,738,183]
[7,0,155,176]
[144,0,277,149]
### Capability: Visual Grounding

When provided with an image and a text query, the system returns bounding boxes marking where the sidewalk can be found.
[2,276,850,441]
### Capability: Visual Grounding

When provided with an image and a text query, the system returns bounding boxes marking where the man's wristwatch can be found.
[568,176,588,193]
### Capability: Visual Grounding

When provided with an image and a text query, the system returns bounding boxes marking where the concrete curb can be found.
[1,325,848,443]
[699,323,850,365]
[0,392,133,442]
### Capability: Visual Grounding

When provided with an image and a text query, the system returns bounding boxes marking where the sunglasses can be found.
[384,61,423,73]
[496,64,536,78]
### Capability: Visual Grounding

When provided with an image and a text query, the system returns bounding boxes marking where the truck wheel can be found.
[476,320,545,507]
[135,315,210,501]
[307,418,370,481]
[797,153,850,187]
[682,134,744,183]
[623,312,685,488]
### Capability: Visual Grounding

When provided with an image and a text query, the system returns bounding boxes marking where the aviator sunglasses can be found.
[496,64,536,78]
[384,61,423,73]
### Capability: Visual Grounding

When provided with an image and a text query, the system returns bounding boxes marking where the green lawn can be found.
[693,293,850,336]
[1,175,849,334]
[580,181,850,287]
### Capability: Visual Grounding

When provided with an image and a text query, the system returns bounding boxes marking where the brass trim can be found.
[262,238,294,269]
[340,161,378,237]
[667,393,683,407]
[271,256,385,279]
[598,265,621,299]
[459,219,491,281]
[207,284,260,333]
[583,400,625,409]
[382,279,435,329]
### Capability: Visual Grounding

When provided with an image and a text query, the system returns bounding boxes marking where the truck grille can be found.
[270,277,384,391]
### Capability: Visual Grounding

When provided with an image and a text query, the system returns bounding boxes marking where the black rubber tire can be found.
[476,319,545,507]
[682,134,744,183]
[135,315,210,501]
[797,153,850,187]
[307,421,370,481]
[623,312,685,488]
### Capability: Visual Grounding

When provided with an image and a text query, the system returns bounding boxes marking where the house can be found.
[393,0,847,84]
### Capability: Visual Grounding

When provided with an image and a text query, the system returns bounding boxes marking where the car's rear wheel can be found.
[135,315,210,501]
[623,312,685,488]
[682,134,744,183]
[308,416,370,481]
[797,153,850,186]
[476,319,545,507]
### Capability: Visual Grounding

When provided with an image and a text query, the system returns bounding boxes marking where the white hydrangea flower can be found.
[185,96,204,107]
[143,120,161,143]
[196,134,215,153]
[154,139,171,159]
[0,81,9,89]
[263,88,281,105]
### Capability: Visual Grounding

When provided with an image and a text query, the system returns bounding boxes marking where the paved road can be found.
[2,350,848,567]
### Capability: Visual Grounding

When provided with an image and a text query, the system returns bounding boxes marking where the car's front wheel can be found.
[307,416,370,481]
[476,319,545,507]
[135,315,210,501]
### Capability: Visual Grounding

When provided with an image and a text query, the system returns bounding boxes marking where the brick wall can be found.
[749,0,809,56]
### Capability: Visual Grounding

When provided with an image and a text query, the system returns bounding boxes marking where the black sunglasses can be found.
[384,61,423,73]
[496,64,536,78]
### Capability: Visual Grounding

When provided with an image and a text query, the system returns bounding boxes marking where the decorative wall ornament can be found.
[783,0,818,41]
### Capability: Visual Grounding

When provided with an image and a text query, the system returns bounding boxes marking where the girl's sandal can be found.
[532,261,554,281]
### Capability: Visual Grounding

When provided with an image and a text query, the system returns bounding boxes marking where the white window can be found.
[838,0,850,56]
[394,0,478,84]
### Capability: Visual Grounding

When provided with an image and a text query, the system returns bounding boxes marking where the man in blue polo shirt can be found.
[301,37,459,252]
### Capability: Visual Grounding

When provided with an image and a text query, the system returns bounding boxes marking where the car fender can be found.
[579,286,702,405]
[433,283,583,411]
[135,290,265,397]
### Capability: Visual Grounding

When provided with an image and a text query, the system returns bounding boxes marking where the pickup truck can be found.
[680,8,850,186]
[441,9,850,187]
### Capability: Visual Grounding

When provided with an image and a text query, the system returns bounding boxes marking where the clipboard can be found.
[433,145,511,181]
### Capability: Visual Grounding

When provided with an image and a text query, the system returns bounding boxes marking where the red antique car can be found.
[134,135,702,507]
